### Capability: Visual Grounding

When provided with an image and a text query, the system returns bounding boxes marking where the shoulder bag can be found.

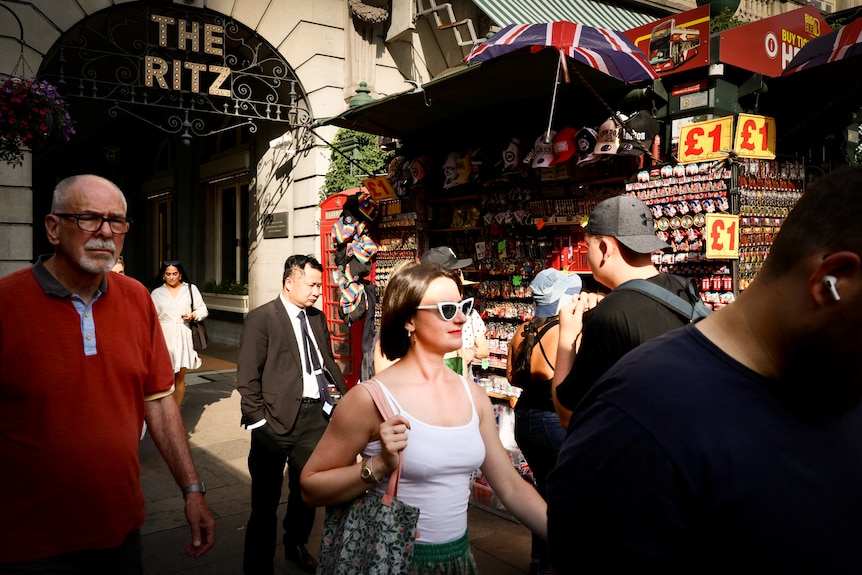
[188,284,208,352]
[317,379,420,575]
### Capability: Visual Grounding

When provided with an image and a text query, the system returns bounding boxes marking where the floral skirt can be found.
[408,531,479,575]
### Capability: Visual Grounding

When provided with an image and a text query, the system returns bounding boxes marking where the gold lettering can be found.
[145,56,170,89]
[151,14,175,48]
[204,24,224,56]
[208,65,231,97]
[173,60,182,90]
[178,19,200,52]
[184,61,207,93]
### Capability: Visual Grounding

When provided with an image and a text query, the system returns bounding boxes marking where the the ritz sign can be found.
[144,13,231,97]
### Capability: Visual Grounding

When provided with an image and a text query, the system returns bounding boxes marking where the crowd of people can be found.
[3,167,862,574]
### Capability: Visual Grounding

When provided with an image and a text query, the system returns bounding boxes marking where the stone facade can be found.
[0,0,857,332]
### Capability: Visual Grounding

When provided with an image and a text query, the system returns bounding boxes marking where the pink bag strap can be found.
[361,379,403,506]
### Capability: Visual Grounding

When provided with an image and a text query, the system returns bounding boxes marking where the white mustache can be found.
[85,238,116,252]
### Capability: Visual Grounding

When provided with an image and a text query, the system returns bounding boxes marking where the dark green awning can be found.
[313,48,646,149]
[472,0,658,31]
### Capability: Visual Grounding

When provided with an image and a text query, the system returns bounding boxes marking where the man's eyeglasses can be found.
[416,298,474,322]
[54,213,132,234]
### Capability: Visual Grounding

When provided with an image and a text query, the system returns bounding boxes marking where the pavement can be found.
[140,342,535,574]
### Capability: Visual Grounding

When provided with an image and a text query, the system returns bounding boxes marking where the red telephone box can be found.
[320,189,366,388]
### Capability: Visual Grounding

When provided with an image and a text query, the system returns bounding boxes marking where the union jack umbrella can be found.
[782,18,862,76]
[465,21,658,84]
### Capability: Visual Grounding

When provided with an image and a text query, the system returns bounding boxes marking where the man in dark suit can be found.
[238,254,348,574]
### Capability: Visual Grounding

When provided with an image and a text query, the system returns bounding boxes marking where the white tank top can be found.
[362,377,486,544]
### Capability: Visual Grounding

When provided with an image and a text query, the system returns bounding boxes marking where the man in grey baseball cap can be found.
[583,195,670,254]
[419,246,472,270]
[552,195,701,428]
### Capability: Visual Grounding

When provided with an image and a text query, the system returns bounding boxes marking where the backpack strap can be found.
[616,275,711,323]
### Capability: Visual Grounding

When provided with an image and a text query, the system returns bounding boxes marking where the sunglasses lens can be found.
[461,299,474,316]
[439,304,457,321]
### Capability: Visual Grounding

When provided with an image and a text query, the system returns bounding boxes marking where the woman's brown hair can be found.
[379,261,462,361]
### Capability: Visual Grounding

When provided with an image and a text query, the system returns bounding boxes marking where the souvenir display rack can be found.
[736,158,805,290]
[373,197,421,331]
[626,157,804,309]
[626,160,737,310]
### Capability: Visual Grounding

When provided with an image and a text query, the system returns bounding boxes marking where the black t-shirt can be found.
[555,273,696,412]
[547,325,862,574]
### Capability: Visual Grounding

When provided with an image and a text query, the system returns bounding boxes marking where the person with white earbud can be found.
[548,167,862,574]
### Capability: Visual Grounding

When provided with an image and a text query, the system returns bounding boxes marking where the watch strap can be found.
[182,482,206,497]
[361,456,379,483]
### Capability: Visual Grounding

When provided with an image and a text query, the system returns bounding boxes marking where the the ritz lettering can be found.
[144,14,231,97]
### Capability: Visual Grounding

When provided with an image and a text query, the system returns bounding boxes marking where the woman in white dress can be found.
[151,260,208,407]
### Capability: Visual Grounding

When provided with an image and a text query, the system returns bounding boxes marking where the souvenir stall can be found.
[317,22,671,518]
[319,9,861,518]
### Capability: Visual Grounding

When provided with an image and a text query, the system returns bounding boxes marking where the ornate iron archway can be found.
[39,2,313,147]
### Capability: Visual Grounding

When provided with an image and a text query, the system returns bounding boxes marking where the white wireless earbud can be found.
[823,275,840,301]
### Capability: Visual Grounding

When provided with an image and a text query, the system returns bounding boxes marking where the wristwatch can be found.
[182,482,207,498]
[360,457,379,484]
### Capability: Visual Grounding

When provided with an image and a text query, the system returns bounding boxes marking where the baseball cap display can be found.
[594,116,624,155]
[549,127,578,166]
[442,152,459,188]
[530,268,582,318]
[584,195,670,254]
[575,127,598,166]
[618,112,660,156]
[531,131,557,168]
[419,246,473,269]
[502,137,522,171]
[409,156,428,183]
[454,151,475,186]
[443,151,473,189]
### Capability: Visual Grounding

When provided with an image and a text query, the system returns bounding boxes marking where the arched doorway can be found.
[33,2,313,342]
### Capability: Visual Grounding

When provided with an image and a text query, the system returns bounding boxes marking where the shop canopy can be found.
[472,0,657,32]
[315,47,656,151]
[763,17,862,149]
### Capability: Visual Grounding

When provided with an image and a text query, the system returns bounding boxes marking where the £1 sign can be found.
[705,214,739,260]
[362,176,396,201]
[677,117,734,164]
[733,114,776,160]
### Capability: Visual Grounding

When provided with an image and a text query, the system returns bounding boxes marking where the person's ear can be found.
[813,251,860,306]
[598,236,615,262]
[45,214,61,246]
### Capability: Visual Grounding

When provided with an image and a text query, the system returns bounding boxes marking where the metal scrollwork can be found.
[42,4,312,139]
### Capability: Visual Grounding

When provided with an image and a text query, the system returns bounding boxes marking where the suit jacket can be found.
[237,297,348,435]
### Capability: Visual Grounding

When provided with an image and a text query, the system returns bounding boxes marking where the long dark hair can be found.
[513,316,558,375]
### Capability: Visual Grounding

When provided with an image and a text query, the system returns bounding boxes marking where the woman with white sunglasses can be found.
[302,261,547,574]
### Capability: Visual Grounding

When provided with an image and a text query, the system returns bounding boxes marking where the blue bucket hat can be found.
[530,268,582,318]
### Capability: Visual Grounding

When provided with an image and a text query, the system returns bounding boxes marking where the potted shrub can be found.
[201,280,249,313]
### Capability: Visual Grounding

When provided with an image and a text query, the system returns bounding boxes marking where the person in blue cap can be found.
[508,267,585,575]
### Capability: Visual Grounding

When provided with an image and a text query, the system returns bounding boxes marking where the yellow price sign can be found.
[678,116,734,164]
[733,114,776,160]
[705,214,739,260]
[362,176,396,201]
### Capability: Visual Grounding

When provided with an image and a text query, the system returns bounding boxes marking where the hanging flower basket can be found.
[0,77,76,167]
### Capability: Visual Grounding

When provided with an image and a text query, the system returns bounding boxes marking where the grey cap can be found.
[584,195,669,254]
[419,246,472,270]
